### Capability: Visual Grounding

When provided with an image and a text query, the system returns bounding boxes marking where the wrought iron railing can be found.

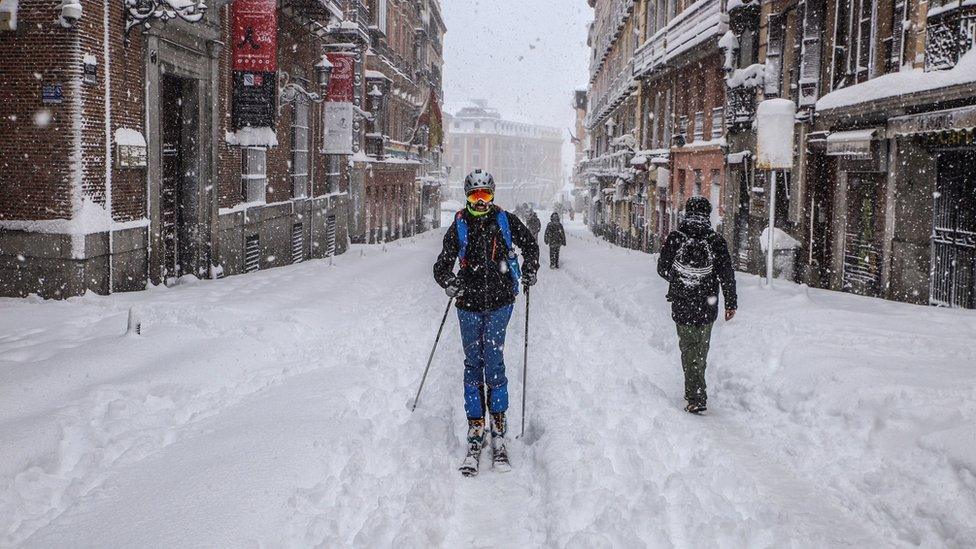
[925,11,976,71]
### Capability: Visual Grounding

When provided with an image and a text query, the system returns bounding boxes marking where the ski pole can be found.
[411,297,454,412]
[518,286,530,439]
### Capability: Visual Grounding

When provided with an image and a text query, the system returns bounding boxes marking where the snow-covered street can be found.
[2,219,975,548]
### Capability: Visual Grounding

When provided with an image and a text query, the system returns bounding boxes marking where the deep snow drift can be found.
[1,219,975,547]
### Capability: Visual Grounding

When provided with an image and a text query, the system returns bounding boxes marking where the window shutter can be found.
[798,0,824,106]
[765,13,785,97]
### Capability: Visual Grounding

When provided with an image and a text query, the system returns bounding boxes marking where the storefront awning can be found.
[825,129,880,157]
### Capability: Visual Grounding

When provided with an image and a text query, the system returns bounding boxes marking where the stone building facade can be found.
[444,101,563,210]
[579,0,976,309]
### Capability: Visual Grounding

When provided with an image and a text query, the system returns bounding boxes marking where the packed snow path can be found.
[2,219,975,547]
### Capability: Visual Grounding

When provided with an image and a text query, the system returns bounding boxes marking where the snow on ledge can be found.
[817,50,976,112]
[114,127,146,147]
[0,200,149,235]
[225,127,279,148]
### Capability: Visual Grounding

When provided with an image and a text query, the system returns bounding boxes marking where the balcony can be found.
[634,0,722,79]
[925,7,976,71]
[585,58,636,129]
[366,133,386,159]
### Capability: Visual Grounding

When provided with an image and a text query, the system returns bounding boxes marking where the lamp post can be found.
[278,55,334,112]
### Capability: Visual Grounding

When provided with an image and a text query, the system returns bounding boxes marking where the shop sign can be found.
[888,105,976,137]
[42,83,63,104]
[325,53,355,102]
[232,0,277,73]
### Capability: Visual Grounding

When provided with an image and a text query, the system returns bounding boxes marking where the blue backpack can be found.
[455,210,523,295]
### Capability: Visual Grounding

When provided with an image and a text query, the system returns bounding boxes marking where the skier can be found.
[656,196,737,414]
[526,210,542,238]
[544,212,567,269]
[433,169,540,476]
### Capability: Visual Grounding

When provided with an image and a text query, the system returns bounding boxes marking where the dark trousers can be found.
[676,323,713,404]
[458,304,514,418]
[549,246,561,269]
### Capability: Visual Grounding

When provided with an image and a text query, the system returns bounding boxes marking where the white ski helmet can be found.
[464,169,495,195]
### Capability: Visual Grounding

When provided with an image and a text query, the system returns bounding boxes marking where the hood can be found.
[550,213,560,222]
[677,212,713,238]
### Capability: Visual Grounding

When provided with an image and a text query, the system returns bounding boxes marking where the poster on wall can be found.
[323,53,355,154]
[231,0,277,130]
[323,102,354,154]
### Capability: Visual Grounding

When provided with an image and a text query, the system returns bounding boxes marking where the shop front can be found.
[888,105,976,308]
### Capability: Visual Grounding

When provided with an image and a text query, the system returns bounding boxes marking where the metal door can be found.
[930,151,976,308]
[842,174,884,297]
[160,75,199,283]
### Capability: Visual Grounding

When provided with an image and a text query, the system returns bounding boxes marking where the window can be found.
[325,155,341,194]
[693,111,705,141]
[832,0,876,88]
[693,170,703,197]
[765,12,785,96]
[710,169,722,213]
[291,96,310,198]
[241,148,267,203]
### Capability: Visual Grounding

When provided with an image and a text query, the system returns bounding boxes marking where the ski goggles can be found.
[466,189,494,204]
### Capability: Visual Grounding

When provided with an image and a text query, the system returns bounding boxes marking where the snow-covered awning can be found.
[825,129,880,157]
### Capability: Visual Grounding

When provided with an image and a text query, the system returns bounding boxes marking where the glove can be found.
[445,276,463,298]
[521,271,537,287]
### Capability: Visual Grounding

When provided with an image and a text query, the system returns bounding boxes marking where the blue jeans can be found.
[457,304,514,419]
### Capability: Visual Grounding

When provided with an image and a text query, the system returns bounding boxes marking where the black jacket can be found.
[527,214,542,236]
[434,206,540,312]
[657,219,737,326]
[544,222,566,247]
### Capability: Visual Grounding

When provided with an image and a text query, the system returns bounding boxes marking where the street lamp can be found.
[278,56,333,113]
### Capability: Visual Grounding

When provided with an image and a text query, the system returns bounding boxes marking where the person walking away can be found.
[433,169,540,475]
[544,212,567,269]
[527,210,542,238]
[656,197,737,414]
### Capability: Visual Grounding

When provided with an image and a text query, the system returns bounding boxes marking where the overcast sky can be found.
[441,0,593,170]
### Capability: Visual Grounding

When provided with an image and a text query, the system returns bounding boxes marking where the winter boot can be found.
[490,412,511,472]
[684,401,707,415]
[459,418,486,477]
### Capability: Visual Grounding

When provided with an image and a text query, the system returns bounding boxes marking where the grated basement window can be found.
[325,214,338,257]
[291,223,304,263]
[244,235,261,273]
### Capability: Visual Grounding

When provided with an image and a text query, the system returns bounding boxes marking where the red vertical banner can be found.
[325,53,355,102]
[232,0,278,73]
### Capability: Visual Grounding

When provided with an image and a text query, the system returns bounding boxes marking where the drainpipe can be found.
[103,0,113,293]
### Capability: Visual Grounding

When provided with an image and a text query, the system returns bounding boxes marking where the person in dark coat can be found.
[544,212,567,269]
[656,196,737,414]
[527,210,542,237]
[433,169,540,472]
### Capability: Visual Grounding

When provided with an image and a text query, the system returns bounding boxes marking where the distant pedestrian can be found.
[656,197,737,414]
[434,169,540,476]
[544,212,567,269]
[527,210,542,237]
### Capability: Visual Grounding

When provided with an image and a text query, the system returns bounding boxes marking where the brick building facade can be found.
[0,0,446,297]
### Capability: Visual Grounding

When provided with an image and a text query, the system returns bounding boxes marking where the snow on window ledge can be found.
[225,127,279,148]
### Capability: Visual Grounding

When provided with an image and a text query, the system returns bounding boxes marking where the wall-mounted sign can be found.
[323,101,354,154]
[83,61,97,84]
[42,83,63,104]
[115,128,148,168]
[325,53,355,103]
[231,0,277,130]
[232,0,277,72]
[232,71,276,129]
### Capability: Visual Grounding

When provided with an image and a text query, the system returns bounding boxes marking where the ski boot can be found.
[490,412,512,473]
[459,418,486,477]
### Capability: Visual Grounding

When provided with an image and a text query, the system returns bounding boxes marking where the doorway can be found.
[842,173,885,297]
[160,74,200,283]
[930,150,976,308]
